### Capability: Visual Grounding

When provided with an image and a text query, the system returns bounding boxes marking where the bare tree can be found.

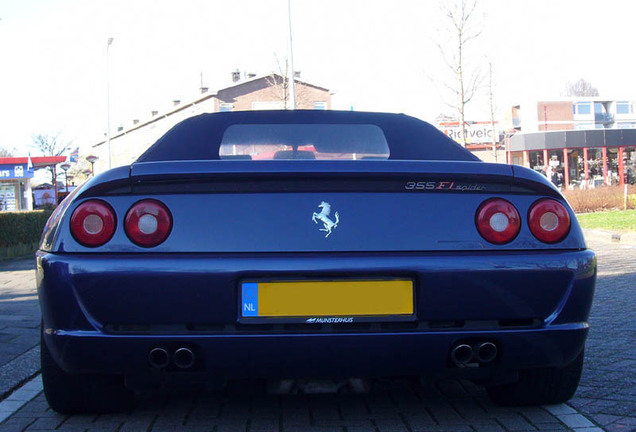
[31,133,71,186]
[266,55,311,109]
[266,56,292,109]
[565,78,599,97]
[433,0,484,147]
[32,133,69,158]
[0,146,15,157]
[487,61,498,162]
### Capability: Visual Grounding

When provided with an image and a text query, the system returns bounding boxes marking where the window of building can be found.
[616,101,633,115]
[313,101,327,110]
[0,182,17,211]
[594,103,603,114]
[573,102,592,115]
[219,103,234,112]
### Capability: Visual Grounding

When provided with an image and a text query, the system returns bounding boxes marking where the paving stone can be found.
[0,415,37,432]
[24,416,65,430]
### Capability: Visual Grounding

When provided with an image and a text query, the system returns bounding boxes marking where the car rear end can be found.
[38,160,595,383]
[37,112,595,412]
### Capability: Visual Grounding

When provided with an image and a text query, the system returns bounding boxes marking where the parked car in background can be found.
[37,110,596,413]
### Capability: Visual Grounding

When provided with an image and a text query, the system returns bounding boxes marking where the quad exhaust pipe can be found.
[475,342,497,363]
[148,347,196,369]
[173,347,195,369]
[450,341,498,365]
[148,348,170,369]
[450,344,473,365]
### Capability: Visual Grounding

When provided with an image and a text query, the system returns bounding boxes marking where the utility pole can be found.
[287,0,296,109]
[106,37,114,169]
[488,62,497,162]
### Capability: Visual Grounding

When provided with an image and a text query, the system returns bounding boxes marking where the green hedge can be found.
[0,210,53,260]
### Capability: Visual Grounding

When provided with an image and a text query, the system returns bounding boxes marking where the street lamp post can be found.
[86,155,99,176]
[60,162,71,193]
[107,37,114,169]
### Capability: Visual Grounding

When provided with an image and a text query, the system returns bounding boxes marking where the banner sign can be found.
[0,164,34,179]
[438,121,499,145]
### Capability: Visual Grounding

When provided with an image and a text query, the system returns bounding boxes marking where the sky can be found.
[1,0,636,157]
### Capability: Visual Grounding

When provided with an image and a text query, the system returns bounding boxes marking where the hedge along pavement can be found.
[0,211,52,261]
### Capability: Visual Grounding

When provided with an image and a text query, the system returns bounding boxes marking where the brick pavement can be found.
[0,258,40,400]
[568,240,636,432]
[0,237,633,431]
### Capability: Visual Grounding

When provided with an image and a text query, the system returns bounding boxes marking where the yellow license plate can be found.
[240,279,413,318]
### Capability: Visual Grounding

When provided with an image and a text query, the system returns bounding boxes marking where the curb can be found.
[583,229,636,246]
[0,374,42,424]
[0,346,41,402]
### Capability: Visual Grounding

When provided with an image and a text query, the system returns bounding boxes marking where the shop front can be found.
[0,161,34,211]
[0,156,67,211]
[509,129,636,189]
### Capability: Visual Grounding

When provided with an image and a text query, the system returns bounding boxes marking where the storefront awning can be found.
[511,129,636,151]
[0,156,67,169]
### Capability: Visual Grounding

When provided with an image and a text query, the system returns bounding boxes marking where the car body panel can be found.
[37,111,596,390]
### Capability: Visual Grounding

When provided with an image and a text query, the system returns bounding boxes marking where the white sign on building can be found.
[439,121,499,145]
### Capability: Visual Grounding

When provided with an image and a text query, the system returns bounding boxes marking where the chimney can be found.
[247,72,257,79]
[200,87,208,94]
[294,71,301,78]
[117,126,124,132]
[151,110,158,116]
[173,100,181,106]
[231,70,241,83]
[133,119,139,125]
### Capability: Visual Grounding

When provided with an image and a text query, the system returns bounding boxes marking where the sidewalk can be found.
[583,229,636,246]
[0,258,40,401]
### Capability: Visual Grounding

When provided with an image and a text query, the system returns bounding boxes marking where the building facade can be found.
[510,99,636,132]
[0,156,66,211]
[506,99,636,188]
[91,74,331,173]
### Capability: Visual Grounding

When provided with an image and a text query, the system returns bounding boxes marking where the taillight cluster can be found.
[70,199,172,248]
[475,198,570,245]
[475,199,521,245]
[125,200,172,247]
[527,198,571,243]
[70,200,117,247]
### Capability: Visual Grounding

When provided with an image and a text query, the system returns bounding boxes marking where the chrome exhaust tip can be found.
[173,347,195,369]
[475,342,497,363]
[450,343,473,364]
[148,347,170,368]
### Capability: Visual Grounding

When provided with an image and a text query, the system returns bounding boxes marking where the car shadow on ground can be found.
[0,257,35,272]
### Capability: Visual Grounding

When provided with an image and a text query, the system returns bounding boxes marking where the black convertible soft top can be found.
[136,110,479,162]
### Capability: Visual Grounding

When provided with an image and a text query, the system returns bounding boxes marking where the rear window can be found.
[219,124,390,160]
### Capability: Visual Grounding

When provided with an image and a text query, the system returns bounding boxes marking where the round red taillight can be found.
[475,198,521,245]
[124,199,172,247]
[70,200,117,247]
[528,199,571,243]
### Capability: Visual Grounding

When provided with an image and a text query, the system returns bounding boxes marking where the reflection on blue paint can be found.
[242,283,258,317]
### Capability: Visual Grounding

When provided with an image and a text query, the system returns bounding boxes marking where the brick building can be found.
[91,73,331,173]
[508,98,636,132]
[504,99,636,188]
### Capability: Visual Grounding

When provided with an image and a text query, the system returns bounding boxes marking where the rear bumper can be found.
[37,249,596,380]
[44,325,588,380]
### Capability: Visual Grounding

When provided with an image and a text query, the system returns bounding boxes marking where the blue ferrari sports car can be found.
[37,110,596,413]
